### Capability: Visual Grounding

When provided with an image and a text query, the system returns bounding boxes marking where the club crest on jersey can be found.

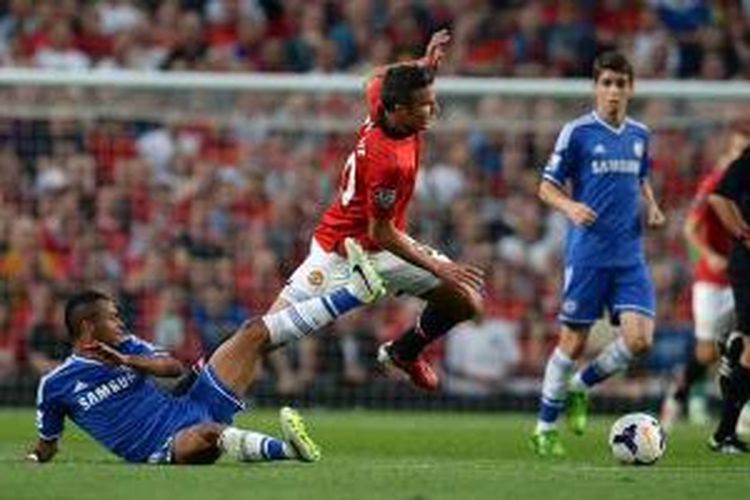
[373,188,397,209]
[633,140,644,158]
[307,269,326,288]
[562,300,578,314]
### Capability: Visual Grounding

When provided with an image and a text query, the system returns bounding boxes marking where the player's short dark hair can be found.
[380,64,434,112]
[593,51,634,83]
[64,290,111,340]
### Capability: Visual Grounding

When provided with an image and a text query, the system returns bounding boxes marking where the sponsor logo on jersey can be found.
[77,372,138,411]
[591,159,640,175]
[593,144,606,155]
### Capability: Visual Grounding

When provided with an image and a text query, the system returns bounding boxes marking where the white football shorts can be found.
[692,281,735,342]
[280,237,447,304]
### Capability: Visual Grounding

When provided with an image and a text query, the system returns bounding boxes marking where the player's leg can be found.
[567,263,655,434]
[171,408,321,464]
[662,282,732,429]
[375,242,481,391]
[531,324,589,457]
[711,275,750,453]
[208,238,385,398]
[661,341,714,427]
[565,312,650,437]
[378,282,481,391]
[263,296,303,395]
[532,265,606,455]
[571,311,653,391]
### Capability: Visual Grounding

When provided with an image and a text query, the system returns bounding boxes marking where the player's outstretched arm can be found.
[368,217,484,293]
[81,341,185,378]
[538,179,597,226]
[362,29,449,118]
[421,29,451,73]
[369,29,450,78]
[26,438,58,463]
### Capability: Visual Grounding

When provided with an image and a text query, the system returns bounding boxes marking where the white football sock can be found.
[536,347,576,432]
[570,337,633,391]
[218,427,294,462]
[264,288,362,347]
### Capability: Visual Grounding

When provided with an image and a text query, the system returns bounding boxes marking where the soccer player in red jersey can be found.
[661,122,750,429]
[266,30,484,391]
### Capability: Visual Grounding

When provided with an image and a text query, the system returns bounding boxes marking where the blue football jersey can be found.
[542,111,651,267]
[36,336,207,462]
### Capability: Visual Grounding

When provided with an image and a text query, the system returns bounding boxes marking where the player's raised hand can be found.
[565,201,597,226]
[80,341,127,366]
[647,204,666,228]
[424,29,450,70]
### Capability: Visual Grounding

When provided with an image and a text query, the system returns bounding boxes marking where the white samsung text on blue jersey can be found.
[77,371,138,411]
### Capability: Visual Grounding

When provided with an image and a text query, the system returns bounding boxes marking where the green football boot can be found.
[530,429,565,457]
[566,389,588,435]
[280,407,322,462]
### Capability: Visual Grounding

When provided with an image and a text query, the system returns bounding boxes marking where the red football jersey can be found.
[314,72,421,253]
[690,168,732,285]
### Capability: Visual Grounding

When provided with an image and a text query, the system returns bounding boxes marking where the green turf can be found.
[0,408,748,500]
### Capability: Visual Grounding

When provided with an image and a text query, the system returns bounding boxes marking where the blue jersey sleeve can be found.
[36,379,65,440]
[639,134,650,181]
[119,335,169,357]
[542,122,578,187]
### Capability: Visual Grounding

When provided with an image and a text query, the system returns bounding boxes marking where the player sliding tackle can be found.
[267,29,484,392]
[531,51,666,457]
[28,239,384,465]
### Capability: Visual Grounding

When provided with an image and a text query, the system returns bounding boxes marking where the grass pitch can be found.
[0,408,748,500]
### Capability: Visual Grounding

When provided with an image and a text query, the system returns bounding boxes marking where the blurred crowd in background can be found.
[0,0,747,79]
[0,0,748,404]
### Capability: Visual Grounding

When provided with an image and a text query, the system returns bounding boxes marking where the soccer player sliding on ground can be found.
[28,239,384,464]
[266,29,484,392]
[531,51,666,457]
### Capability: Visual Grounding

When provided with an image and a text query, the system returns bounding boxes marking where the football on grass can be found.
[609,413,666,465]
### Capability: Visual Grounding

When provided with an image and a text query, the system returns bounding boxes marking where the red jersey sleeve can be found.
[364,141,402,221]
[687,172,717,222]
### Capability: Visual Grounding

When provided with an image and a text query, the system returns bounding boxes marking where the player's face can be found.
[594,70,633,123]
[91,300,127,343]
[399,86,437,132]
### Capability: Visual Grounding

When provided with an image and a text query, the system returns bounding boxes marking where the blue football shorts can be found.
[145,365,246,464]
[557,262,655,327]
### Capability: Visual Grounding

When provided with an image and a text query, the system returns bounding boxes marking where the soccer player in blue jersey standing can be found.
[530,51,666,456]
[28,239,385,465]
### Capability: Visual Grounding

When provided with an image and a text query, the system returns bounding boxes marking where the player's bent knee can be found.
[237,319,271,348]
[172,423,224,465]
[624,334,652,355]
[559,328,588,359]
[695,342,717,365]
[454,286,483,320]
